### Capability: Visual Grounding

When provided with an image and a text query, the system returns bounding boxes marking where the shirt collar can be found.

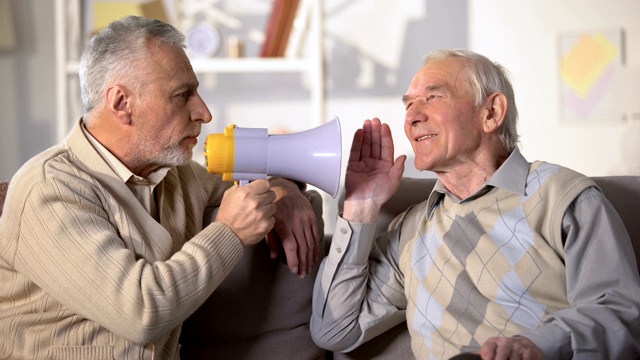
[485,148,529,195]
[427,149,529,214]
[81,122,170,186]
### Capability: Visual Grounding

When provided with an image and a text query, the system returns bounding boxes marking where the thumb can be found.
[390,155,407,179]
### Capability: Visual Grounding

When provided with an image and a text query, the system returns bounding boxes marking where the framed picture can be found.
[558,28,638,124]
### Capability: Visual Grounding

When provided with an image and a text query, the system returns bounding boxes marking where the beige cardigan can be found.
[0,120,244,359]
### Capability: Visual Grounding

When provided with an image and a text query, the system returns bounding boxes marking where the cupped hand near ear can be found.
[216,179,277,246]
[343,118,406,223]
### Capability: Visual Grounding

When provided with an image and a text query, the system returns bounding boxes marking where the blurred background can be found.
[1,0,639,232]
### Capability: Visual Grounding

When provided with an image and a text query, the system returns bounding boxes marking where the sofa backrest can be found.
[0,181,8,218]
[180,189,327,359]
[376,176,640,273]
[591,176,640,264]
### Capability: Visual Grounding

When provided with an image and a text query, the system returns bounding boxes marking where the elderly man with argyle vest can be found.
[311,49,640,359]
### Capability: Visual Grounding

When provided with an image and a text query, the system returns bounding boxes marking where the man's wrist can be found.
[342,198,380,223]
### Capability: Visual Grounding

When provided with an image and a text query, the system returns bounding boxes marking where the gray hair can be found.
[79,16,185,117]
[423,49,520,152]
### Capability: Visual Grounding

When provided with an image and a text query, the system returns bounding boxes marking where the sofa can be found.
[1,175,639,359]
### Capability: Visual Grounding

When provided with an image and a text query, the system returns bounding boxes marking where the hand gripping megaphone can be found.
[204,117,342,197]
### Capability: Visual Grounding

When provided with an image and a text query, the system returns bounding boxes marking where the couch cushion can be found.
[179,190,326,360]
[180,241,325,360]
[332,322,413,360]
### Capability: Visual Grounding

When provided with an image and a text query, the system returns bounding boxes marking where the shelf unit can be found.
[54,0,326,142]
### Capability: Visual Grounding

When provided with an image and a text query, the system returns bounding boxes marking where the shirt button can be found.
[340,228,347,234]
[336,248,342,254]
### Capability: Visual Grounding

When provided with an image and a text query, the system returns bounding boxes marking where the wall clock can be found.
[186,22,222,57]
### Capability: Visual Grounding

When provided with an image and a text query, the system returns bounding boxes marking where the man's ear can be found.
[482,92,508,134]
[105,85,132,125]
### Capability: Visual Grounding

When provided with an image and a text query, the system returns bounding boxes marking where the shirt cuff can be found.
[328,216,377,265]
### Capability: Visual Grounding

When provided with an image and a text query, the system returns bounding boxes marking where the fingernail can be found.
[292,266,298,274]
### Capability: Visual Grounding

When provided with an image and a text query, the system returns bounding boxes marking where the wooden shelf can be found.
[55,0,325,141]
[189,57,314,73]
[65,57,315,75]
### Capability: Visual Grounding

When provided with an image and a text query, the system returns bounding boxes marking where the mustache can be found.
[185,125,201,138]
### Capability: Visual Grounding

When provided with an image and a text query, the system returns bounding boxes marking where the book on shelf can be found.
[285,0,312,58]
[260,0,301,57]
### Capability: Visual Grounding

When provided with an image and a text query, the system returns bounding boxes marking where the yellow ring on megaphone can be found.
[204,124,236,181]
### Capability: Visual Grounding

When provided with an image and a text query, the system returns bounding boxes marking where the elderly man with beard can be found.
[0,16,320,359]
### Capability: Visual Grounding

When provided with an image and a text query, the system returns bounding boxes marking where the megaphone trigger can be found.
[204,117,342,198]
[234,180,249,186]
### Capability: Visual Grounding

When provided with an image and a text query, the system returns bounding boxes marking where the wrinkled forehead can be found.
[139,42,197,86]
[413,57,471,90]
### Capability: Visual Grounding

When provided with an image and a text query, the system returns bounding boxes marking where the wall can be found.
[0,0,56,181]
[1,1,639,230]
[468,0,640,176]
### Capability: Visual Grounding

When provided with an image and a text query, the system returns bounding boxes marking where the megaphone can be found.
[204,117,342,198]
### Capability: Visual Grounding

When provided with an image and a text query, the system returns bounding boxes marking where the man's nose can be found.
[405,99,428,126]
[192,94,212,123]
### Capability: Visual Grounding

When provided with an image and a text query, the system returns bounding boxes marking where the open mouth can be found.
[416,134,436,141]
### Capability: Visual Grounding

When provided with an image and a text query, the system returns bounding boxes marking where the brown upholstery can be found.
[0,181,8,218]
[180,190,327,359]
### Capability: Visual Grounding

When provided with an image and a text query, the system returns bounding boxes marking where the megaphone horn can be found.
[204,117,342,198]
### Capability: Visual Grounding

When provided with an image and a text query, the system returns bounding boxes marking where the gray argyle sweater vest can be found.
[399,161,595,359]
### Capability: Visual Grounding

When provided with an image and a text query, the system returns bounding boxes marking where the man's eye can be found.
[174,91,192,103]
